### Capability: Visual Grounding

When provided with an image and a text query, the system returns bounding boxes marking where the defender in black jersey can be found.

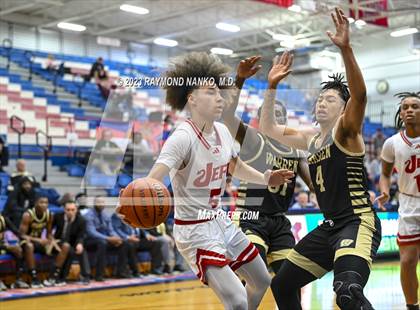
[222,56,312,273]
[259,8,381,310]
[0,214,29,289]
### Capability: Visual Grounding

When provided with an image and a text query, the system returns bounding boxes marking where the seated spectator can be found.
[111,213,164,276]
[0,214,29,290]
[84,196,129,281]
[57,192,75,207]
[52,201,90,285]
[91,130,123,176]
[19,195,56,288]
[3,177,36,228]
[163,222,187,273]
[10,159,38,188]
[75,192,89,214]
[372,128,385,156]
[366,152,381,190]
[0,136,9,173]
[45,54,57,72]
[148,223,184,274]
[290,191,310,210]
[125,132,154,172]
[90,57,112,99]
[307,192,319,209]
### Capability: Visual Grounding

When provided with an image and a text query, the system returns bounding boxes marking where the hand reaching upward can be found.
[267,51,293,88]
[327,7,351,49]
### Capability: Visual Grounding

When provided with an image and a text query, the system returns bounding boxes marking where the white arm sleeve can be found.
[381,137,395,164]
[155,128,191,171]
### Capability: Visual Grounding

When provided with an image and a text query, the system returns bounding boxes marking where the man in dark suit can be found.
[48,201,91,285]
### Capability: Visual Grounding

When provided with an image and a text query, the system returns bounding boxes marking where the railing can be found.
[2,38,12,70]
[24,50,33,81]
[9,115,25,159]
[36,130,52,182]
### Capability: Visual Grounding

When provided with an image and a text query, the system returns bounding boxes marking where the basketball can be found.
[118,178,172,229]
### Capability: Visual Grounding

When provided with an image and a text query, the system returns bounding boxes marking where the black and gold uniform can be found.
[236,132,302,269]
[286,131,381,279]
[21,209,51,253]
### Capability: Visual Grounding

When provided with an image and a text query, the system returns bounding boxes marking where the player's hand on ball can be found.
[237,56,262,79]
[266,169,294,186]
[268,51,293,87]
[374,192,389,211]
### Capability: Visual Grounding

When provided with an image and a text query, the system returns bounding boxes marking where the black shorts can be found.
[238,213,295,265]
[286,212,382,279]
[20,240,47,255]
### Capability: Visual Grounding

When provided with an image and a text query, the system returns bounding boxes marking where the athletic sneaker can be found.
[11,279,29,289]
[0,280,7,291]
[30,278,44,289]
[43,278,56,287]
[55,279,66,287]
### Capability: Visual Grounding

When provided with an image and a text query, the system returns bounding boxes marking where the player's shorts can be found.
[285,211,381,279]
[20,239,47,254]
[397,193,420,246]
[174,217,259,284]
[238,213,294,265]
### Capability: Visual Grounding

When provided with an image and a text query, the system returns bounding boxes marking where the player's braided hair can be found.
[164,52,231,111]
[394,91,420,129]
[320,73,350,104]
[312,73,350,121]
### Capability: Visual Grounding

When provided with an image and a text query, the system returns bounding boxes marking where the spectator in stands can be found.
[111,213,165,276]
[367,152,381,190]
[90,57,105,79]
[125,132,154,172]
[75,192,88,214]
[45,54,57,72]
[372,128,386,155]
[52,201,90,285]
[0,137,8,173]
[290,191,310,210]
[147,223,176,274]
[19,195,55,288]
[89,57,112,99]
[162,114,174,145]
[0,214,29,290]
[84,196,129,281]
[308,192,319,209]
[57,192,75,207]
[3,177,36,228]
[10,159,38,188]
[92,130,123,175]
[163,221,187,273]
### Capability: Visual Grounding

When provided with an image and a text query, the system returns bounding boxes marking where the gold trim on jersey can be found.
[28,209,49,223]
[353,207,373,214]
[350,191,366,197]
[246,233,268,252]
[236,197,245,206]
[243,134,265,164]
[351,198,368,206]
[349,184,364,189]
[267,249,292,265]
[308,133,321,151]
[265,137,294,157]
[333,136,365,157]
[287,249,328,278]
[347,172,363,176]
[348,178,363,182]
[334,212,375,268]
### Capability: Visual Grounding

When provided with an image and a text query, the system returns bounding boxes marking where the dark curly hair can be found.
[164,52,231,111]
[394,91,420,129]
[320,73,350,104]
[312,73,350,121]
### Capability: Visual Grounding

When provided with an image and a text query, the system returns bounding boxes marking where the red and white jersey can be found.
[381,130,420,197]
[156,120,237,220]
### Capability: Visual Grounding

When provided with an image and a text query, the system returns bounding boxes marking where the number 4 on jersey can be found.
[316,165,326,192]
